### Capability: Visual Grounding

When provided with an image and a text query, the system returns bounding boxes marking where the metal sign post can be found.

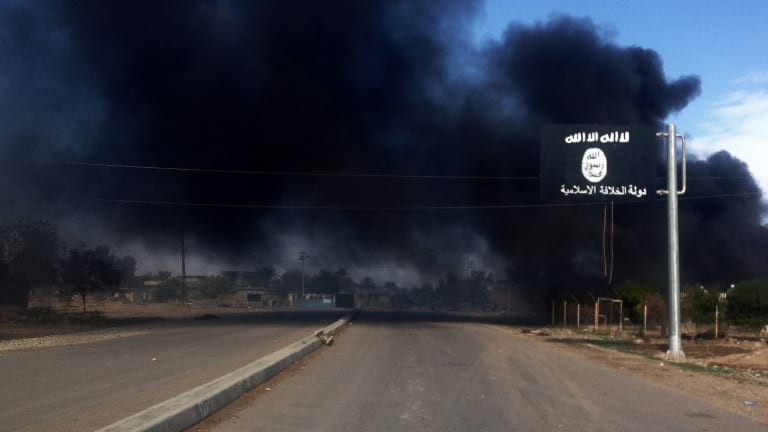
[540,124,656,203]
[539,123,687,358]
[658,123,686,359]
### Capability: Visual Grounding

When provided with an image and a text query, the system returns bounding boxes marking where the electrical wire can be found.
[80,197,609,210]
[49,160,755,182]
[686,176,755,180]
[78,190,763,211]
[602,204,607,278]
[679,191,762,200]
[608,201,615,285]
[51,161,539,181]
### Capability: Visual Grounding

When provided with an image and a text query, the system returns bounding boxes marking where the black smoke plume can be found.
[1,2,765,307]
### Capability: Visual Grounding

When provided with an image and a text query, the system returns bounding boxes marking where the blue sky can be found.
[477,0,768,198]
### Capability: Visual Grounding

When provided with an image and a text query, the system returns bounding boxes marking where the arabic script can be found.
[559,184,648,198]
[564,131,630,144]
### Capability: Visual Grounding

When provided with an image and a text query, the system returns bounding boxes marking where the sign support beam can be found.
[661,123,685,359]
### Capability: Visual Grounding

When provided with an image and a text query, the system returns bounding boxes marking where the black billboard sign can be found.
[540,124,656,201]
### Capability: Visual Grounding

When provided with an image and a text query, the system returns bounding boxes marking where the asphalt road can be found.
[210,317,766,432]
[0,310,346,432]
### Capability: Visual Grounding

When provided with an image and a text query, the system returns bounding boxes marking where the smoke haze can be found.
[1,1,765,302]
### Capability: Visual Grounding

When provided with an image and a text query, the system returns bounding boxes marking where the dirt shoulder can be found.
[0,300,263,351]
[513,327,768,425]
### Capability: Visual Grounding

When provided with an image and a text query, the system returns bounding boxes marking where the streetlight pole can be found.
[180,222,187,303]
[299,251,308,297]
[506,282,511,313]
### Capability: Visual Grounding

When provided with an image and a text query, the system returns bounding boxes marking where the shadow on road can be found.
[355,309,543,326]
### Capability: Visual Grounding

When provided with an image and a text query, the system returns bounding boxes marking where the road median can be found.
[96,313,353,432]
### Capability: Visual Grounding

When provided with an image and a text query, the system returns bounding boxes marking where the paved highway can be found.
[0,310,346,432]
[209,316,765,432]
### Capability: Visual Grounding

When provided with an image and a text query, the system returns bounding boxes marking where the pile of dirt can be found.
[634,337,768,371]
[710,347,768,370]
[34,298,249,319]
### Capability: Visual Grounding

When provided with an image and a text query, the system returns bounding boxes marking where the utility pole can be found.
[551,300,555,326]
[563,300,567,326]
[715,302,719,339]
[659,123,686,359]
[181,223,187,301]
[506,282,511,313]
[576,303,580,328]
[299,251,308,297]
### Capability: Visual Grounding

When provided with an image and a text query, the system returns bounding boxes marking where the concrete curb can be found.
[95,314,353,432]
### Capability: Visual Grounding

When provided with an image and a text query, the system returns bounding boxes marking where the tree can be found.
[198,275,235,299]
[310,270,337,294]
[725,280,768,333]
[436,273,461,304]
[334,268,353,294]
[256,266,278,291]
[644,292,669,336]
[359,277,376,292]
[155,270,172,281]
[615,280,659,323]
[682,285,720,326]
[411,282,436,307]
[154,277,182,302]
[466,270,493,307]
[61,246,122,313]
[0,220,60,309]
[382,281,400,293]
[277,269,302,297]
[115,255,137,288]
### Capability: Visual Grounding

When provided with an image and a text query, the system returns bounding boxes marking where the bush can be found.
[67,310,109,325]
[725,279,768,333]
[154,278,182,302]
[615,280,660,323]
[198,276,235,299]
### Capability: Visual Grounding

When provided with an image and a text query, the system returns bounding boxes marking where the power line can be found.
[50,160,755,182]
[686,176,756,180]
[51,160,539,181]
[81,197,606,210]
[679,191,763,201]
[79,191,762,211]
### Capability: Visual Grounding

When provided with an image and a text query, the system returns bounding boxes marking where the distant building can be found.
[223,287,282,307]
[113,286,153,304]
[220,270,280,307]
[487,280,515,312]
[221,271,262,288]
[182,275,206,287]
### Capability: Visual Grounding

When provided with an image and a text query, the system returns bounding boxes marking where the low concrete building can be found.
[225,287,281,307]
[220,270,283,307]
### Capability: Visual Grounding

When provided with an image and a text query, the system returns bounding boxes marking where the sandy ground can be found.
[0,299,260,346]
[520,327,768,424]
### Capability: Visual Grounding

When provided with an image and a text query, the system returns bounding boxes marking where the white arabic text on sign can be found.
[564,131,630,144]
[559,184,647,198]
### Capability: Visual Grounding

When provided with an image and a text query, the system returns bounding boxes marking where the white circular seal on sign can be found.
[581,148,607,183]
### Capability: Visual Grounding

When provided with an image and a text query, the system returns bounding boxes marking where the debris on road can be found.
[521,328,550,336]
[314,329,335,346]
